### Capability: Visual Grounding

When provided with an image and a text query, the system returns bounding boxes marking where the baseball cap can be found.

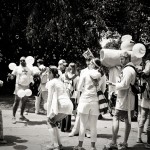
[58,59,67,65]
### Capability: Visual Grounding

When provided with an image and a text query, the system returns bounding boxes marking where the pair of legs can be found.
[76,113,98,149]
[137,107,150,143]
[13,95,28,119]
[69,112,91,137]
[109,109,132,148]
[35,91,48,114]
[47,113,66,149]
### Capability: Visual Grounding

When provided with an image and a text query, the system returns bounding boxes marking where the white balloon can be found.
[9,63,17,70]
[17,89,25,98]
[25,89,32,96]
[121,35,132,42]
[27,64,33,70]
[132,43,146,58]
[44,103,47,111]
[32,66,40,74]
[25,56,35,65]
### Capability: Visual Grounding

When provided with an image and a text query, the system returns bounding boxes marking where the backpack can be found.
[124,65,143,95]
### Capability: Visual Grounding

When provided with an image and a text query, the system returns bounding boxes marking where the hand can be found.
[107,81,115,86]
[0,80,3,87]
[7,73,14,80]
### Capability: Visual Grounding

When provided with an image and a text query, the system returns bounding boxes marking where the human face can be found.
[120,56,129,66]
[20,57,26,67]
[48,70,54,80]
[86,59,91,68]
[89,60,95,69]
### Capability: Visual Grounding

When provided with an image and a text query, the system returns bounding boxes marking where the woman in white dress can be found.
[46,66,73,150]
[74,58,105,150]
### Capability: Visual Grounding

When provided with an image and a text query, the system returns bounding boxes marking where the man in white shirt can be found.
[105,51,136,149]
[8,57,33,124]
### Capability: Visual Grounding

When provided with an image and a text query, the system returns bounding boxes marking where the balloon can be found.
[32,66,40,74]
[17,89,25,98]
[27,64,33,70]
[9,63,17,70]
[132,43,146,58]
[121,35,132,42]
[44,103,47,111]
[25,56,35,65]
[25,89,32,96]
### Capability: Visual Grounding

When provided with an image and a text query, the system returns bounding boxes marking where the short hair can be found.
[49,65,59,78]
[120,51,131,58]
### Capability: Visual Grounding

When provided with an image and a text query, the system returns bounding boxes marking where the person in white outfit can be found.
[73,58,104,150]
[46,66,73,150]
[69,57,93,137]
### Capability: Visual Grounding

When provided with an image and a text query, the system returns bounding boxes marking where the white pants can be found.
[78,113,98,142]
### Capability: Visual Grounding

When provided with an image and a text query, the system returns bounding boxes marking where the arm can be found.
[77,74,85,92]
[116,68,133,90]
[46,81,55,118]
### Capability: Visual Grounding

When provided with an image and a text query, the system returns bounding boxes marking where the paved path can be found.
[0,109,148,150]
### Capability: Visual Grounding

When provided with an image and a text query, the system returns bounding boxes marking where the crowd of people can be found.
[0,50,150,150]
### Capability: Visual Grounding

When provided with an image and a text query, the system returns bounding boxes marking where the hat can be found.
[58,59,67,65]
[120,51,131,58]
[92,58,101,68]
[132,43,146,58]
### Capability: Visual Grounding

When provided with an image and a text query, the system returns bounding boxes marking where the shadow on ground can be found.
[97,134,121,139]
[2,135,28,147]
[27,120,47,126]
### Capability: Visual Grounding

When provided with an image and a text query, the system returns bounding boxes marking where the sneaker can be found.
[104,142,118,150]
[118,142,128,150]
[85,130,91,138]
[19,116,29,122]
[145,144,150,149]
[73,146,82,150]
[68,131,79,137]
[136,138,143,143]
[12,117,16,124]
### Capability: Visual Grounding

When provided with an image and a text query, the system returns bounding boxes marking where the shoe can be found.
[104,142,118,150]
[73,146,82,150]
[46,144,60,150]
[118,142,128,150]
[0,139,7,144]
[59,144,63,150]
[136,138,143,143]
[145,144,150,149]
[24,111,28,115]
[12,117,16,124]
[85,130,91,138]
[19,116,29,122]
[68,131,79,137]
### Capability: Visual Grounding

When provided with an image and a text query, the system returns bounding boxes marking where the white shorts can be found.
[77,102,99,116]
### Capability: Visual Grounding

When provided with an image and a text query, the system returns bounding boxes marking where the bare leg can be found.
[112,116,119,144]
[124,118,131,144]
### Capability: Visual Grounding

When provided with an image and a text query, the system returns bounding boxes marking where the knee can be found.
[47,118,57,128]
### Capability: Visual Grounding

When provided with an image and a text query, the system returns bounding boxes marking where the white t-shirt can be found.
[12,65,33,86]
